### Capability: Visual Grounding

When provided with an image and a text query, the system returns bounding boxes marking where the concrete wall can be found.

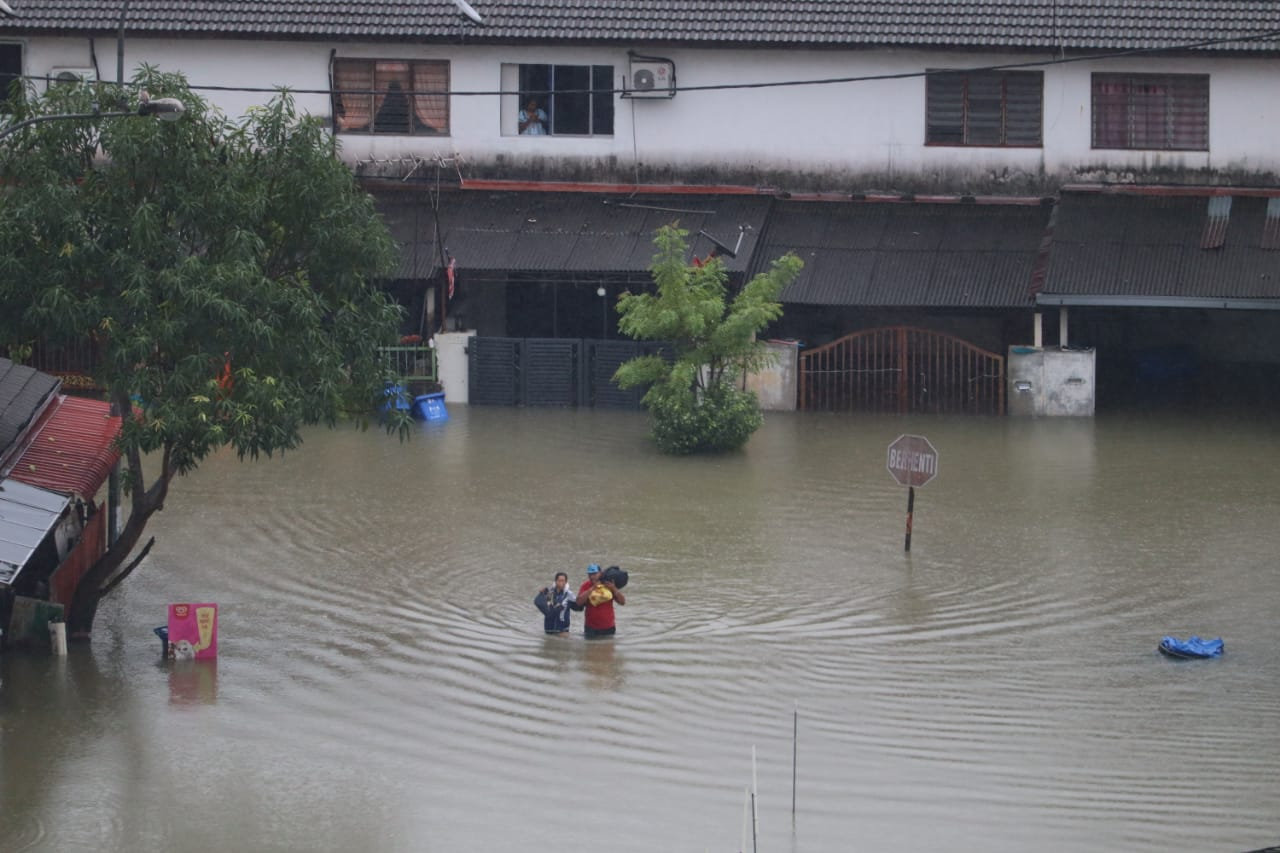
[745,340,799,411]
[433,331,475,404]
[1007,346,1096,416]
[14,36,1280,188]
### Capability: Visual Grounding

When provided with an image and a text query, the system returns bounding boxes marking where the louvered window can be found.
[332,59,449,136]
[925,70,1042,147]
[1091,73,1208,151]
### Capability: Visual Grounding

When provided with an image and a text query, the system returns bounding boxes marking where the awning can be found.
[378,191,774,281]
[6,396,122,500]
[1039,189,1280,309]
[758,199,1052,307]
[0,478,70,587]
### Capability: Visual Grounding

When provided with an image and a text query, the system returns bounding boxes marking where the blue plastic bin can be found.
[413,392,448,421]
[381,384,411,414]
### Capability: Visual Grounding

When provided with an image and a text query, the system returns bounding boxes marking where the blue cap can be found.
[587,564,600,574]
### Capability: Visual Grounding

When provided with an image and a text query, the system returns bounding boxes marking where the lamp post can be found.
[596,285,608,340]
[0,92,184,143]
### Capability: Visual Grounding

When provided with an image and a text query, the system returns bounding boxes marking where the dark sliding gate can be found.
[468,337,667,408]
[799,326,1005,415]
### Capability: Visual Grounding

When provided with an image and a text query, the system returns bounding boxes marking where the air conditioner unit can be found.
[48,67,97,89]
[624,58,675,99]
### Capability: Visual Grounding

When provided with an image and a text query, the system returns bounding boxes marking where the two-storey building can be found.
[4,1,1279,412]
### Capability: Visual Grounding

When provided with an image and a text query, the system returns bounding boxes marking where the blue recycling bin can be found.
[413,392,448,421]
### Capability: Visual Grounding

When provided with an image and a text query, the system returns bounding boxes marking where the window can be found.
[332,59,449,135]
[0,43,22,115]
[1092,73,1208,151]
[501,64,614,136]
[926,70,1042,146]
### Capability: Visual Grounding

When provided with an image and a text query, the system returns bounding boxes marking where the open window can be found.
[0,43,22,115]
[501,63,614,136]
[332,58,449,136]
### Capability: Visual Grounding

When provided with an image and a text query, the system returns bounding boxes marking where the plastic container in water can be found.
[413,392,448,421]
[381,384,411,414]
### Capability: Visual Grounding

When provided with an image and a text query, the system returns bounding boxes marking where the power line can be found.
[17,26,1280,98]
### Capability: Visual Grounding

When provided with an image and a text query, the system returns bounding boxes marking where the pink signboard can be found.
[167,603,218,660]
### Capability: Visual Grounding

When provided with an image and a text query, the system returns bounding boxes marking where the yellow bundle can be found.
[588,585,613,606]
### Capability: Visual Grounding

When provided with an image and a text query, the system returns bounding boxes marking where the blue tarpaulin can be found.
[1159,635,1224,658]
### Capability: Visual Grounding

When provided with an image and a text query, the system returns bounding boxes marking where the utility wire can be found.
[16,26,1280,98]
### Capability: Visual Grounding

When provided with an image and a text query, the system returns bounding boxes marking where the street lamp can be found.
[597,285,608,339]
[0,91,184,143]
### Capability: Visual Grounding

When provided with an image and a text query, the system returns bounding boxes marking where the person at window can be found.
[374,80,411,134]
[519,98,547,135]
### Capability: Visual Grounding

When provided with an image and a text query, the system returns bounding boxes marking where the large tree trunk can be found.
[66,393,174,638]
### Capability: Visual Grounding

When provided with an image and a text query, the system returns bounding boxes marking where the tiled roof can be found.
[1043,189,1280,305]
[2,1,1279,52]
[758,198,1052,307]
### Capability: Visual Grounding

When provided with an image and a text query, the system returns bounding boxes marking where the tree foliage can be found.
[0,70,406,633]
[614,224,802,454]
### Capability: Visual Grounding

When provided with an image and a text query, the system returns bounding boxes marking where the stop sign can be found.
[886,434,939,488]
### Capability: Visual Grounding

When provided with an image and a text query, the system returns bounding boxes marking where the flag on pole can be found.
[446,255,456,300]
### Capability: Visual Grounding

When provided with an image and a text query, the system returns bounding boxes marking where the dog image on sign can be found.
[168,603,218,660]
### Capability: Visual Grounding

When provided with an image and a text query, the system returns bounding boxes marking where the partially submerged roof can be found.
[5,395,123,499]
[379,189,771,281]
[0,477,70,587]
[0,357,59,463]
[760,198,1052,307]
[1040,188,1280,309]
[2,1,1278,52]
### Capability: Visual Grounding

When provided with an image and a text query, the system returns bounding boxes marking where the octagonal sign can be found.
[886,434,939,488]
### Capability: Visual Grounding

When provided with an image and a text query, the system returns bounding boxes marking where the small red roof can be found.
[9,396,122,499]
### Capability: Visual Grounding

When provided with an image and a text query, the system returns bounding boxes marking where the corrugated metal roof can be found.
[1043,191,1280,305]
[0,358,60,462]
[378,191,772,279]
[757,199,1051,307]
[2,1,1279,52]
[0,478,69,587]
[7,396,122,500]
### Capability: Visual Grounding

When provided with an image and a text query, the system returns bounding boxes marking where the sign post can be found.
[886,434,939,552]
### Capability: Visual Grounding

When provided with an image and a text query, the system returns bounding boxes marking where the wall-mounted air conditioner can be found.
[48,67,97,89]
[624,57,675,99]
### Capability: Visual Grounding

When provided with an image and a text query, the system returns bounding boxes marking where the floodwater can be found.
[3,407,1279,853]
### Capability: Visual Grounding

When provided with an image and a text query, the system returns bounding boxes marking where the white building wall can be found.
[17,36,1280,181]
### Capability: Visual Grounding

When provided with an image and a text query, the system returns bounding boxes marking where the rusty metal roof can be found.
[757,199,1052,307]
[7,396,122,500]
[378,190,772,280]
[1042,189,1280,307]
[3,2,1279,52]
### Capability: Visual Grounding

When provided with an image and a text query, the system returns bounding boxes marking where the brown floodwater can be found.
[2,407,1279,852]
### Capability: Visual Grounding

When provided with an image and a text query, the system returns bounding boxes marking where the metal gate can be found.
[468,337,664,408]
[799,326,1005,415]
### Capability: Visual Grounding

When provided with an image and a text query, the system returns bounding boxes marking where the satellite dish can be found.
[452,0,484,25]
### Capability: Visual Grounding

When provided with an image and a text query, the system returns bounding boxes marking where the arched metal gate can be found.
[799,326,1005,415]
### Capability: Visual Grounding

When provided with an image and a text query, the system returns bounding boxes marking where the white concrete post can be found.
[1058,307,1069,348]
[1033,312,1043,348]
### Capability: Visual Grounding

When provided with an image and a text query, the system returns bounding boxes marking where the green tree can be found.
[614,224,802,454]
[0,70,407,635]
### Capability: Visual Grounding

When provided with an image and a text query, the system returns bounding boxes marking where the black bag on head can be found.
[600,565,628,589]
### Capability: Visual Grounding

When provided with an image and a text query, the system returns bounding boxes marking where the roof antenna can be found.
[452,0,484,25]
